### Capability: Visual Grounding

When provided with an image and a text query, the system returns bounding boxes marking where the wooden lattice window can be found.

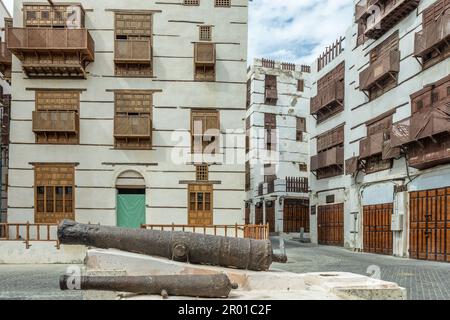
[296,117,306,142]
[34,164,75,223]
[114,13,153,77]
[33,91,80,145]
[184,0,200,5]
[194,43,216,81]
[215,0,231,7]
[297,79,304,92]
[264,113,277,151]
[246,78,251,109]
[114,91,153,150]
[188,184,213,226]
[196,164,209,181]
[299,163,308,172]
[265,75,278,105]
[245,161,250,191]
[23,4,85,28]
[191,109,220,154]
[199,25,212,41]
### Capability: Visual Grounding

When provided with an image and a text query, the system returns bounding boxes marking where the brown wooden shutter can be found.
[297,79,304,92]
[370,31,399,63]
[423,0,450,27]
[264,113,276,129]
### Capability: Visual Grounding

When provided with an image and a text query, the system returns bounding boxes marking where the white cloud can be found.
[249,0,353,65]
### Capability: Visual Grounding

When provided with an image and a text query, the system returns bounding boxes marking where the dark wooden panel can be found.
[255,204,264,225]
[265,201,275,233]
[318,203,344,246]
[410,188,450,262]
[363,203,393,255]
[283,199,310,233]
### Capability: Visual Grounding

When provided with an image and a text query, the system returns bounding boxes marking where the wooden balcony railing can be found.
[32,111,78,133]
[141,224,269,240]
[310,80,344,115]
[414,13,450,59]
[359,131,384,159]
[311,146,344,171]
[363,0,420,39]
[359,50,400,91]
[286,177,308,193]
[0,222,60,249]
[8,28,95,60]
[114,39,152,64]
[114,115,152,139]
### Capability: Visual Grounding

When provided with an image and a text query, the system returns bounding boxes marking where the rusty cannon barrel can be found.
[58,220,287,271]
[60,274,236,298]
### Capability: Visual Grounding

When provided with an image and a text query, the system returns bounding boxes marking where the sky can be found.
[2,0,354,65]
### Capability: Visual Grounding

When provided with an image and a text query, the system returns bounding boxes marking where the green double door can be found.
[116,191,146,229]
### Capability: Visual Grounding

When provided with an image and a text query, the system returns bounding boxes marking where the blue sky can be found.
[3,0,354,65]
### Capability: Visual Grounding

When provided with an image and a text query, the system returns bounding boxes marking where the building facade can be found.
[309,0,450,262]
[7,0,248,230]
[0,0,12,226]
[246,58,311,235]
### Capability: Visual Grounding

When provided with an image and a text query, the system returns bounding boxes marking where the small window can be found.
[326,195,335,204]
[199,25,212,41]
[416,100,423,112]
[215,0,231,7]
[297,79,304,92]
[299,163,308,172]
[196,164,209,181]
[296,117,306,142]
[432,92,439,103]
[184,0,200,5]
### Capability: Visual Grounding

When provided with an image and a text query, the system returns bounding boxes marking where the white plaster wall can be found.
[7,0,248,227]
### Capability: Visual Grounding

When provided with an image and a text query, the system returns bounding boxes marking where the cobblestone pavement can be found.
[271,238,450,300]
[0,264,82,300]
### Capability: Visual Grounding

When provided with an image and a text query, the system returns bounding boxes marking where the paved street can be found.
[1,240,450,300]
[271,238,450,300]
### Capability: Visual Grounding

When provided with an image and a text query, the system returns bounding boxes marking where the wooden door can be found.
[410,188,450,262]
[255,204,264,225]
[265,201,275,232]
[318,203,344,246]
[283,199,310,233]
[188,184,213,226]
[363,203,393,255]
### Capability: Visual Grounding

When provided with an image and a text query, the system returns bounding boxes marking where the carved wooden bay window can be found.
[34,164,75,223]
[359,114,397,174]
[33,90,80,144]
[310,62,345,123]
[391,75,450,170]
[8,4,94,78]
[114,13,153,77]
[359,32,400,100]
[355,0,420,40]
[264,75,278,105]
[311,125,344,179]
[188,184,213,226]
[191,109,220,154]
[0,18,12,82]
[194,43,216,81]
[414,0,450,69]
[114,91,153,150]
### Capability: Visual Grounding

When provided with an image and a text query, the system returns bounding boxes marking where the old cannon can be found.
[60,274,237,298]
[58,220,287,271]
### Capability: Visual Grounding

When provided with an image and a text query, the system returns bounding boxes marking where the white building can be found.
[246,58,311,235]
[309,0,450,262]
[6,0,248,233]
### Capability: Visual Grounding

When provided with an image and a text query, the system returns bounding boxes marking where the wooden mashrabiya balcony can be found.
[7,27,95,78]
[310,80,344,115]
[359,50,400,92]
[32,111,79,133]
[114,39,152,65]
[114,114,152,140]
[414,12,450,59]
[361,0,420,39]
[310,146,344,171]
